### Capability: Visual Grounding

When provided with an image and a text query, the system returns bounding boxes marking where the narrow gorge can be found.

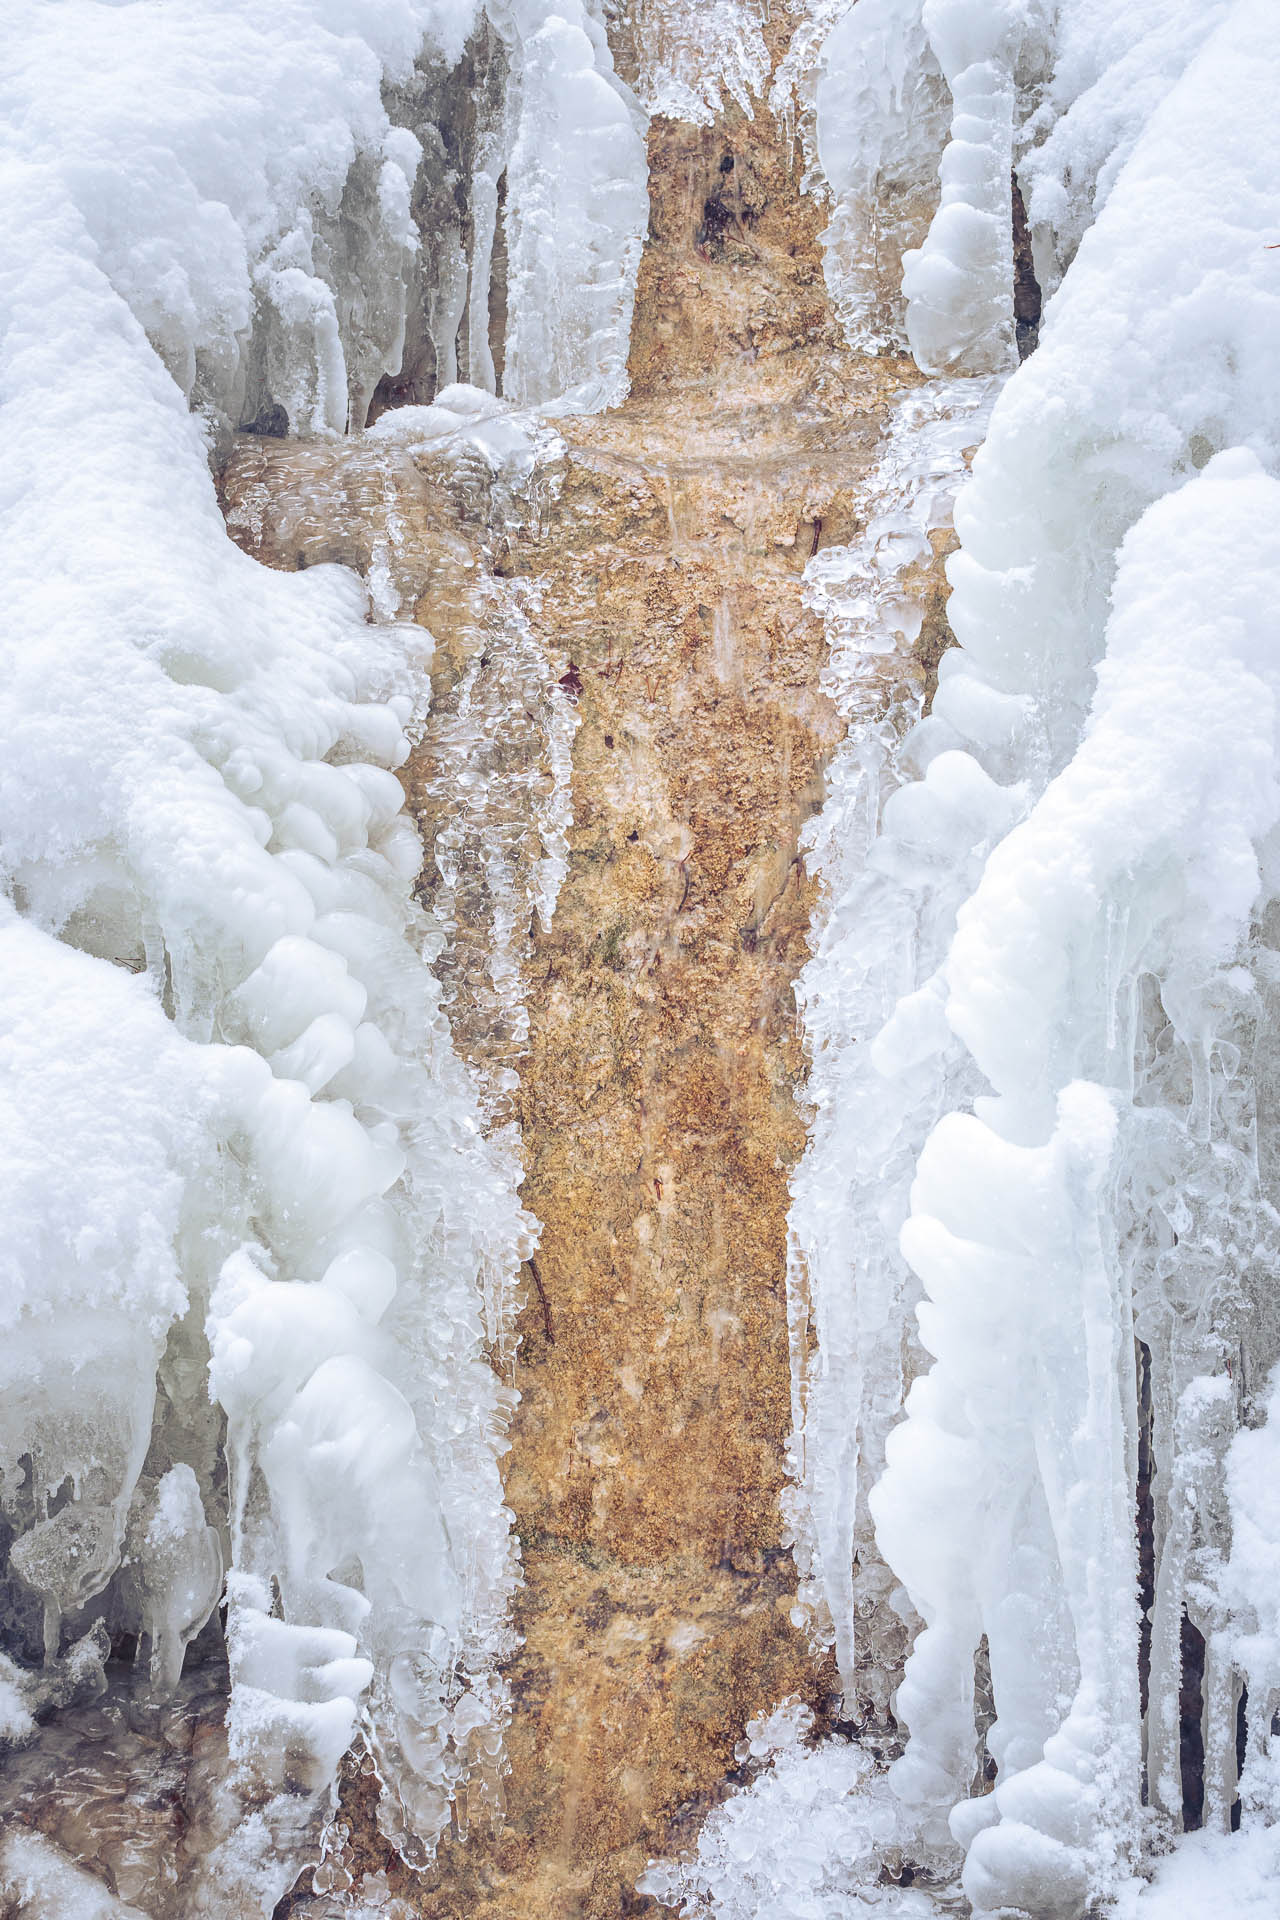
[1,4,1278,1920]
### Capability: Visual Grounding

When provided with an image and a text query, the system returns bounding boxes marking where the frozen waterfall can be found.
[4,1,1280,1916]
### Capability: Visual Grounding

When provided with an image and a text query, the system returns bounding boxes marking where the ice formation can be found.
[7,0,1280,1912]
[618,0,771,125]
[813,0,952,353]
[0,0,645,1910]
[0,1831,149,1920]
[648,0,1280,1915]
[494,1,648,410]
[783,374,1001,1736]
[639,1702,935,1920]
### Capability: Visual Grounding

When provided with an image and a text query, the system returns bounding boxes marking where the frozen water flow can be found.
[621,0,771,125]
[784,377,1000,1740]
[0,0,647,1905]
[766,1,1280,1915]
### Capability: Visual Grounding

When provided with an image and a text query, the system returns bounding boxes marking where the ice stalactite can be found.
[896,0,1040,376]
[486,1,649,411]
[0,2,647,1911]
[9,1,646,447]
[867,13,1280,1880]
[881,447,1280,1914]
[614,0,771,126]
[813,0,952,354]
[813,0,1045,371]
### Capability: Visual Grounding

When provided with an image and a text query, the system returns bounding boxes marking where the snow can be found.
[0,0,645,1902]
[5,0,645,434]
[760,0,1280,1915]
[6,0,1280,1912]
[0,1832,148,1920]
[1120,1822,1280,1919]
[1016,0,1234,299]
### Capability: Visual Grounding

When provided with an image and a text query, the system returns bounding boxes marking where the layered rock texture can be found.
[220,30,934,1919]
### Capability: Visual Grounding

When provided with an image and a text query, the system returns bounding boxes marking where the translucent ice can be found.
[783,0,1280,1913]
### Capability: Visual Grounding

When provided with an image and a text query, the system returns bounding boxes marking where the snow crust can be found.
[0,1831,149,1920]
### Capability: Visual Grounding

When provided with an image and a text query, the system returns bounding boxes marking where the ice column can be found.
[814,0,951,354]
[492,0,649,411]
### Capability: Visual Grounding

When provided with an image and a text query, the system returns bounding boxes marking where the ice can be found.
[783,376,999,1736]
[767,0,860,174]
[897,0,1039,375]
[776,0,1280,1913]
[811,0,1259,382]
[8,0,1280,1911]
[123,1468,224,1697]
[499,2,649,411]
[619,0,771,126]
[7,2,645,437]
[0,1832,149,1920]
[0,0,646,1900]
[813,0,952,353]
[638,1724,937,1920]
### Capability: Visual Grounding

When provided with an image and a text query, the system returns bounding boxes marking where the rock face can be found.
[222,38,927,1920]
[446,199,915,1920]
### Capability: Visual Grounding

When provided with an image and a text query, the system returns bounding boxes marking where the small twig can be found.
[525,1258,554,1344]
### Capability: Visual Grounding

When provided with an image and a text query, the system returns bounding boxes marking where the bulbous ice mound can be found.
[0,0,646,1908]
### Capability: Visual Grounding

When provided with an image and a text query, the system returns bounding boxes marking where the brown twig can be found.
[525,1258,554,1344]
